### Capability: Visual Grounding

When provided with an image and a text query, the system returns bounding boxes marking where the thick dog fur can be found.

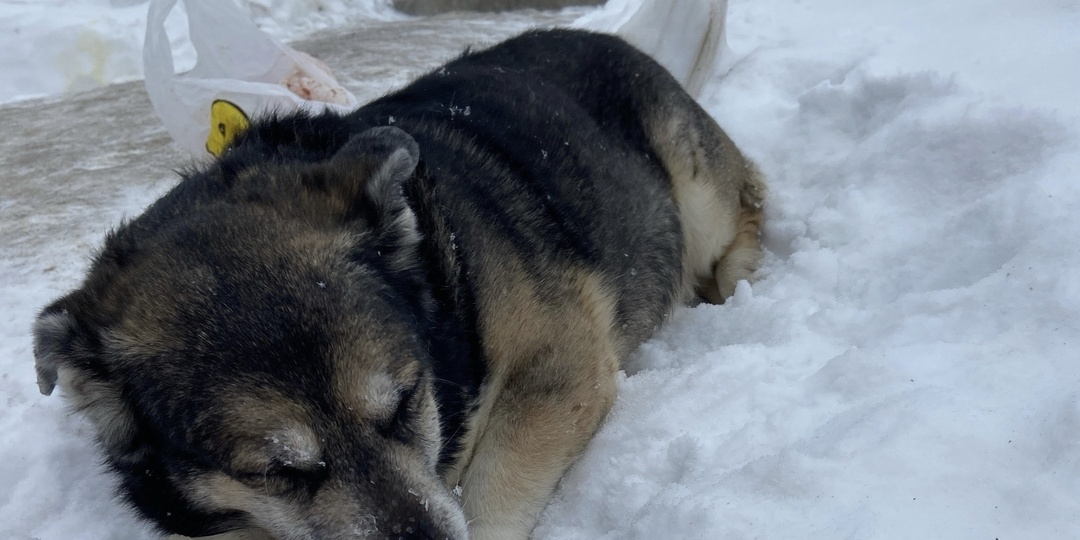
[33,29,765,540]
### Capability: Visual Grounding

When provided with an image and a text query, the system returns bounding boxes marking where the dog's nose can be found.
[415,519,440,539]
[384,517,454,540]
[401,516,449,540]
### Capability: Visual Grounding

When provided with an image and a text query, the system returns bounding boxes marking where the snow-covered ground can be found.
[2,0,1079,539]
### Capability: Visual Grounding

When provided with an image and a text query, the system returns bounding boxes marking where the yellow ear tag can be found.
[206,100,250,156]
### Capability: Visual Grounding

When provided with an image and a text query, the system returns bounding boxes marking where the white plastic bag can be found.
[143,0,358,157]
[575,0,731,98]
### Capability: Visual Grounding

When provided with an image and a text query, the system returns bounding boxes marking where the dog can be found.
[33,29,765,540]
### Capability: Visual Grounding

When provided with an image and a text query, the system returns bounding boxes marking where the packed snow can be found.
[1,0,1079,539]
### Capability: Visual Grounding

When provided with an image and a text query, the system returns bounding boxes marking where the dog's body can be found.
[33,29,765,539]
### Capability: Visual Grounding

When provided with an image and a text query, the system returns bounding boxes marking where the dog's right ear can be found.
[33,298,140,459]
[33,300,88,397]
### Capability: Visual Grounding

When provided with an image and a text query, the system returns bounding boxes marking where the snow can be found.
[2,0,1079,539]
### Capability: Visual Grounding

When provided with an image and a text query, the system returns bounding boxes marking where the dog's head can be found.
[33,127,468,539]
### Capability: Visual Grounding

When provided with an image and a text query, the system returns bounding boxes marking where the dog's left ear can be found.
[311,126,420,229]
[331,126,420,218]
[316,126,423,272]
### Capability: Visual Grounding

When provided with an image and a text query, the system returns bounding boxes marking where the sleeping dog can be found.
[33,29,765,539]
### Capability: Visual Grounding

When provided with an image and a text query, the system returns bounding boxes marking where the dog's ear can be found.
[35,299,245,536]
[309,126,423,273]
[330,126,420,220]
[33,299,89,397]
[304,126,420,228]
[33,298,141,461]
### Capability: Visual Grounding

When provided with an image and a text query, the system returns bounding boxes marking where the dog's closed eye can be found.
[234,460,327,497]
[381,379,423,442]
[227,424,326,488]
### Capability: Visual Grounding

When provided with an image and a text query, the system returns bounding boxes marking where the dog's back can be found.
[348,30,766,537]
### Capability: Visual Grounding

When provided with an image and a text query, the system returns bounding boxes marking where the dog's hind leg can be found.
[645,91,767,304]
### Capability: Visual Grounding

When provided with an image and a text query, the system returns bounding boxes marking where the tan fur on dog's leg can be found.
[645,95,767,305]
[706,208,763,303]
[461,352,617,540]
[450,267,620,539]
